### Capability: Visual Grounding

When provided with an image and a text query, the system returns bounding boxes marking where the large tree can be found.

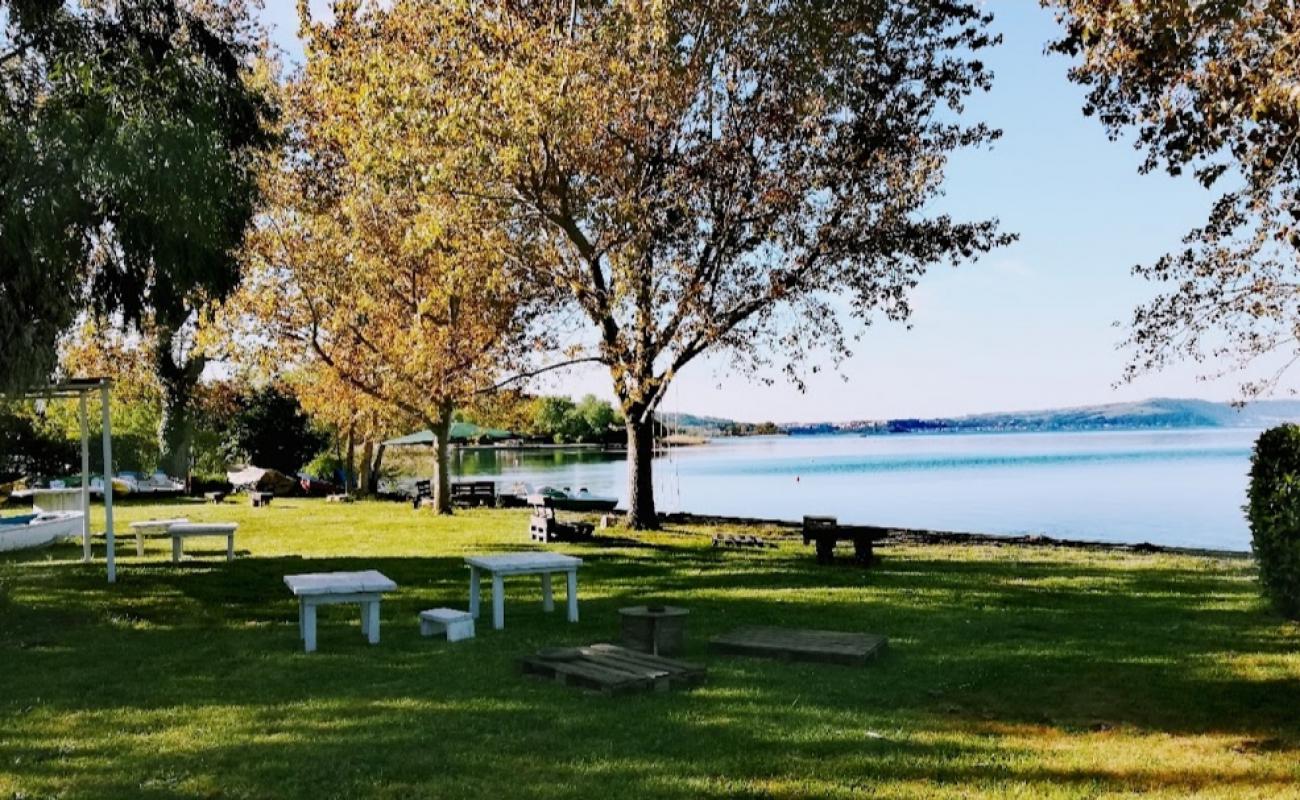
[366,0,1012,527]
[216,2,557,513]
[0,0,275,477]
[1046,1,1300,395]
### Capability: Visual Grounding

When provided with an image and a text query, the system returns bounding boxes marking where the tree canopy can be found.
[0,0,274,395]
[365,0,1012,525]
[216,1,555,512]
[1046,0,1300,395]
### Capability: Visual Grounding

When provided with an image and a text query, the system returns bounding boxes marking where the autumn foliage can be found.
[348,0,1012,526]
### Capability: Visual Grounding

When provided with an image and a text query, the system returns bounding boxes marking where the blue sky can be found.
[259,3,1280,423]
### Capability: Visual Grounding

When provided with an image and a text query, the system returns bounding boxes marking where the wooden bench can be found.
[411,479,431,509]
[284,570,398,653]
[126,517,188,557]
[419,608,475,641]
[528,495,594,543]
[466,552,582,630]
[802,515,889,566]
[250,491,273,508]
[168,523,238,563]
[451,480,496,508]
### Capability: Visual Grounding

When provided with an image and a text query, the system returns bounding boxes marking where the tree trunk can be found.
[625,413,658,529]
[431,410,453,514]
[154,327,204,480]
[368,442,386,495]
[345,423,356,494]
[359,439,373,497]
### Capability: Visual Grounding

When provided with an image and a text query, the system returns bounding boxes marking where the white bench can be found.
[464,553,582,630]
[419,608,474,641]
[167,523,238,563]
[284,570,398,653]
[127,517,189,557]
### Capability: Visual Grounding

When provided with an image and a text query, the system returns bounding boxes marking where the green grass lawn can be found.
[2,499,1298,799]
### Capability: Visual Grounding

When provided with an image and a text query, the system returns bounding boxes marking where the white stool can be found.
[420,608,475,642]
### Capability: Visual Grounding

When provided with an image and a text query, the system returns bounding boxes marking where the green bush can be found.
[1247,424,1300,618]
[303,452,345,483]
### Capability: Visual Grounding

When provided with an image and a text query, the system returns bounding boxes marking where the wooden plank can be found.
[521,658,646,694]
[709,626,887,667]
[584,644,707,676]
[580,650,677,678]
[521,644,705,693]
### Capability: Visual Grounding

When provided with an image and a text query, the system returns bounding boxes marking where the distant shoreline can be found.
[657,511,1253,559]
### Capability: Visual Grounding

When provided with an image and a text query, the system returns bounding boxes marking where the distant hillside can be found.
[789,398,1300,435]
[662,398,1300,436]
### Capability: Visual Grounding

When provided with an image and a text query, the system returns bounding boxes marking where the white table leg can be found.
[226,534,235,561]
[566,570,578,623]
[171,536,181,563]
[492,573,505,630]
[541,573,554,612]
[367,601,381,645]
[135,532,144,558]
[303,602,317,653]
[469,566,481,619]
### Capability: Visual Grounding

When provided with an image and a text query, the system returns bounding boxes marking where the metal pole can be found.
[100,381,116,584]
[79,393,91,562]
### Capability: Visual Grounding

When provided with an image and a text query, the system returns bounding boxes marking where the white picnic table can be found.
[284,570,398,653]
[126,517,189,557]
[166,522,238,563]
[464,552,582,630]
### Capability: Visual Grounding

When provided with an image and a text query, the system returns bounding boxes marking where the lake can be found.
[450,429,1260,552]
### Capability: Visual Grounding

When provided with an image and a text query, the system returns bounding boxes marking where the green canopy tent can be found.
[383,422,516,447]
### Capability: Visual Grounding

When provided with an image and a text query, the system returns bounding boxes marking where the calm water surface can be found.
[451,429,1258,551]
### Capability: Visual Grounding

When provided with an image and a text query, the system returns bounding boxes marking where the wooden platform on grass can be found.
[520,643,706,694]
[712,534,777,549]
[709,626,887,666]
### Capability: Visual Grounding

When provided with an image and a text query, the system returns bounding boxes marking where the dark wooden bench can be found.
[451,480,496,507]
[412,480,431,509]
[528,495,594,543]
[802,515,889,566]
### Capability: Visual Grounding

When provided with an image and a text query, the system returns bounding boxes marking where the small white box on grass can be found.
[420,608,475,642]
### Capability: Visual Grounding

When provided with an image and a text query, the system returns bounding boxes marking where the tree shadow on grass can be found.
[2,539,1299,798]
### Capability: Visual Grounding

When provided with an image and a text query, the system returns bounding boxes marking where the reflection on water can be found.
[430,429,1259,551]
[454,447,625,477]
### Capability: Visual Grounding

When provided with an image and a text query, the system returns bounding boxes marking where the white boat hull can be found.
[0,513,84,553]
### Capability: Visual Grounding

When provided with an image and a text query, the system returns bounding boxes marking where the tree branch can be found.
[476,356,605,394]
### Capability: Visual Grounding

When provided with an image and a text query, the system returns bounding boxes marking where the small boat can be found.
[515,484,619,512]
[0,512,83,552]
[88,476,134,496]
[133,471,185,495]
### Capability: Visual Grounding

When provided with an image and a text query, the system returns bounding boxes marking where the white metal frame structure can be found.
[3,378,118,582]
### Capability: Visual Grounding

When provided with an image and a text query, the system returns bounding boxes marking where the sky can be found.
[257,3,1286,423]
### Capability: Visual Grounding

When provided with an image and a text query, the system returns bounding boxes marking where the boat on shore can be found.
[0,512,83,552]
[507,483,619,512]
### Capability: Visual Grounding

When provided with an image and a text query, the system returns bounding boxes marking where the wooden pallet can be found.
[520,643,706,694]
[709,626,887,666]
[712,534,777,549]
